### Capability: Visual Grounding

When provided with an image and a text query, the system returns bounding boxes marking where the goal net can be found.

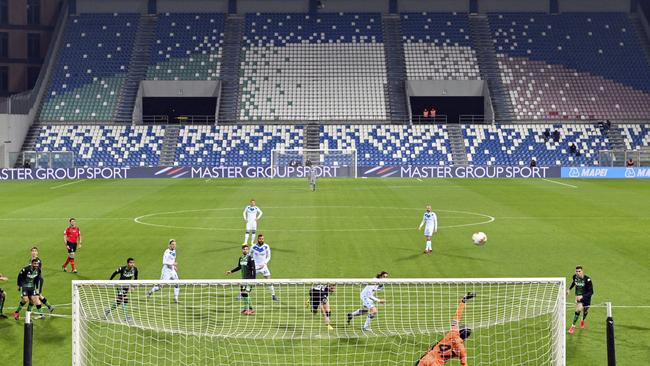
[72,278,565,366]
[270,149,357,178]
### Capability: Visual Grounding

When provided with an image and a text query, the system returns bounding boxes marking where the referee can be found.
[62,218,82,273]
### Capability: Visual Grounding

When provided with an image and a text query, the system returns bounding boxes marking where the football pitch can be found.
[0,177,648,365]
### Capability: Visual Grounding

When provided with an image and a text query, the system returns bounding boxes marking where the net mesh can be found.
[73,279,564,366]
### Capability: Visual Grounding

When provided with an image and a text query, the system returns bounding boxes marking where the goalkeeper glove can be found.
[462,292,476,303]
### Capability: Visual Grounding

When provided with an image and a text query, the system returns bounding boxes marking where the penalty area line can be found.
[50,179,86,190]
[541,178,578,189]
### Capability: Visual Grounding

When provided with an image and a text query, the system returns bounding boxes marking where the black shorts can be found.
[240,285,252,294]
[309,289,329,312]
[21,288,37,297]
[578,296,591,308]
[67,242,77,253]
[116,288,130,303]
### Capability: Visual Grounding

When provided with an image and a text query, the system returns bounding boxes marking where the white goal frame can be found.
[270,148,358,178]
[72,277,565,366]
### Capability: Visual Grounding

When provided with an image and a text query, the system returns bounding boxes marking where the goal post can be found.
[270,149,358,178]
[72,278,565,365]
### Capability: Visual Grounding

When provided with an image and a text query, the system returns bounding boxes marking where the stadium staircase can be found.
[606,123,626,150]
[13,122,43,168]
[447,124,469,165]
[469,14,513,121]
[115,15,157,123]
[381,14,409,123]
[305,123,321,163]
[217,15,245,124]
[159,125,180,166]
[630,14,650,66]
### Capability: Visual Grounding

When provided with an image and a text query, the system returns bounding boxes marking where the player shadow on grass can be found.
[393,249,497,263]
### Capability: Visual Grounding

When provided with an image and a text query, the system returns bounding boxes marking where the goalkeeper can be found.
[416,292,475,366]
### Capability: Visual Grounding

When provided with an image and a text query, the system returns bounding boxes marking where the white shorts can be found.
[424,226,435,237]
[160,267,179,281]
[361,297,375,310]
[246,221,257,232]
[256,265,271,277]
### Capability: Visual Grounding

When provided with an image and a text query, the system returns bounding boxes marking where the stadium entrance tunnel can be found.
[133,207,495,232]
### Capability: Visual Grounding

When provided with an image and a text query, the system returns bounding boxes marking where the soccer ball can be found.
[472,232,488,246]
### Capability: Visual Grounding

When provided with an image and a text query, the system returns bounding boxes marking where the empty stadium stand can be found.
[147,13,225,81]
[175,125,304,166]
[34,125,165,167]
[321,125,452,165]
[401,12,480,80]
[239,13,388,121]
[489,13,650,120]
[619,124,650,150]
[40,14,140,122]
[463,124,609,166]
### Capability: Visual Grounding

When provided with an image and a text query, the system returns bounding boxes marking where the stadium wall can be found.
[75,0,148,14]
[313,0,390,13]
[398,0,469,13]
[237,0,309,14]
[478,0,549,13]
[559,0,631,13]
[157,0,228,13]
[0,114,32,168]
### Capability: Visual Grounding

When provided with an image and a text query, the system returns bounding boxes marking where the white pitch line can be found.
[0,217,132,221]
[541,178,578,188]
[133,206,495,232]
[566,303,650,309]
[416,178,423,182]
[50,179,86,190]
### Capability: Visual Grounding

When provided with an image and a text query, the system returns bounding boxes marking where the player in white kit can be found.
[346,271,389,331]
[251,234,278,301]
[243,199,263,246]
[147,239,180,303]
[418,205,438,254]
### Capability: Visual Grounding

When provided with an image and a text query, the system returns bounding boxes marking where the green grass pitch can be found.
[0,178,648,365]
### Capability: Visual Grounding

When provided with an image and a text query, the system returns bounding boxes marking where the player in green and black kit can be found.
[0,273,8,319]
[226,244,257,315]
[104,258,139,321]
[29,247,55,314]
[567,265,594,334]
[13,259,44,320]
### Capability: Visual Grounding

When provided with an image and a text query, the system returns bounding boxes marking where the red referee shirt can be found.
[65,227,81,243]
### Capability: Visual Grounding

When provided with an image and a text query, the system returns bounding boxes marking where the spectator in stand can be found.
[543,129,550,141]
[569,143,577,155]
[422,109,429,122]
[626,158,635,167]
[430,107,437,119]
[553,130,561,143]
[530,159,537,167]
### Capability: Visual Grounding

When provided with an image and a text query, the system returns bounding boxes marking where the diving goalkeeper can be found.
[416,292,476,366]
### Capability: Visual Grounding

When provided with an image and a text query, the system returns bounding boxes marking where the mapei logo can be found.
[568,168,580,178]
[625,168,636,178]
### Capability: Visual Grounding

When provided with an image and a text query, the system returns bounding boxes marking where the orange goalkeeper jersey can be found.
[417,329,467,366]
[417,301,468,366]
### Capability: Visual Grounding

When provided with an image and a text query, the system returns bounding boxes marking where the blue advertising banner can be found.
[360,166,561,178]
[0,165,564,180]
[561,167,650,179]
